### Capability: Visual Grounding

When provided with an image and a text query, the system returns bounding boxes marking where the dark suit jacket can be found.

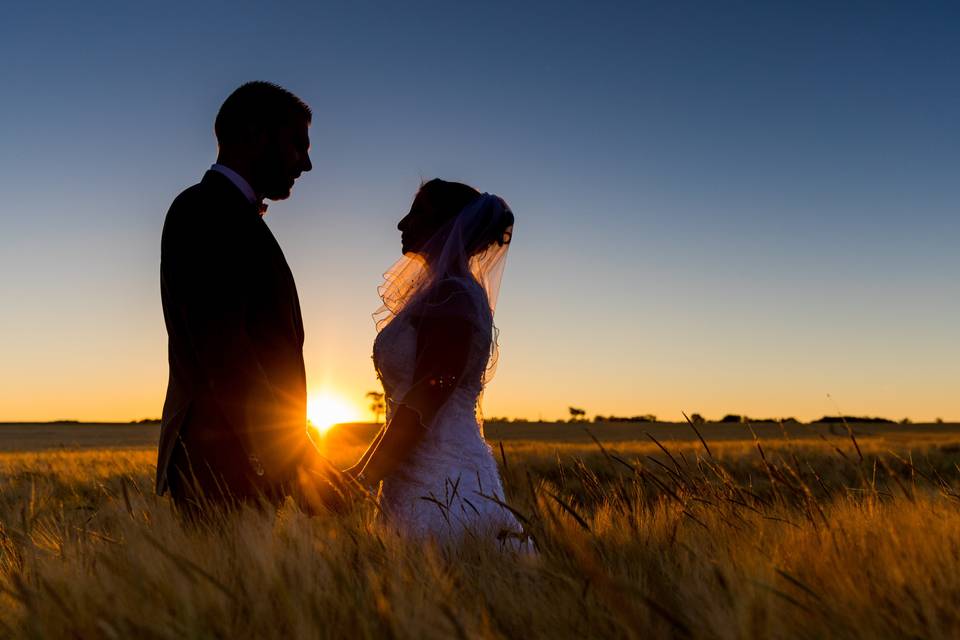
[157,170,313,497]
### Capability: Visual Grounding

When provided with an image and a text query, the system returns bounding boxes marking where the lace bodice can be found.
[370,284,524,544]
[372,305,491,431]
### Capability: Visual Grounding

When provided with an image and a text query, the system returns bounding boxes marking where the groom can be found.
[157,81,339,515]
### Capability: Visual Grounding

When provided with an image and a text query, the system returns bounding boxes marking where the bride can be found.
[344,178,525,545]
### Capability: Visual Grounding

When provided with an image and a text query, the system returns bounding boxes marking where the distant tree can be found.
[936,417,945,424]
[900,417,912,425]
[568,406,586,422]
[366,391,386,425]
[720,414,743,423]
[689,413,706,425]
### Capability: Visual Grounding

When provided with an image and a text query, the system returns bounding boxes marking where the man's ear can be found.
[238,124,268,153]
[248,127,270,154]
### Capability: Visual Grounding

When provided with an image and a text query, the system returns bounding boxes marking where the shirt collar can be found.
[210,163,258,205]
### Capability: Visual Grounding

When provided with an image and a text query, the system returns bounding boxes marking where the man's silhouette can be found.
[157,81,336,515]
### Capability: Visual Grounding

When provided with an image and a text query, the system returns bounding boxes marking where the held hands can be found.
[342,465,379,497]
[295,458,369,515]
[342,464,367,486]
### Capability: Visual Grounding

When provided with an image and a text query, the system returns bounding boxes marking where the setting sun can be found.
[307,392,360,436]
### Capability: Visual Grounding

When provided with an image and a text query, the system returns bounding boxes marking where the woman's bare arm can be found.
[346,423,387,476]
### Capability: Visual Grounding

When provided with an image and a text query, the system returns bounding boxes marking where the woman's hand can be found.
[341,464,363,483]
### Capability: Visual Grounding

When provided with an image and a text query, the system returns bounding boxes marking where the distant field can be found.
[1,419,958,452]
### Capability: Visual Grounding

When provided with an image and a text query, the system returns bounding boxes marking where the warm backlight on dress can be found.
[307,392,359,436]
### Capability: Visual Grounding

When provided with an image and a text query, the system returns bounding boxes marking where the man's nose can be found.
[302,153,313,173]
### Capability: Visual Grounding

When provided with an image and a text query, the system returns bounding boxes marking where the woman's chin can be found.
[401,248,428,264]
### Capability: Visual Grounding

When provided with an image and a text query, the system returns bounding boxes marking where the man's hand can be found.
[295,460,370,515]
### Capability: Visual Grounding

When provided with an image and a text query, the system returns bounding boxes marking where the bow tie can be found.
[257,201,268,216]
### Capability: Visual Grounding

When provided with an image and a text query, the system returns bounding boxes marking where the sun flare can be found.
[307,392,359,436]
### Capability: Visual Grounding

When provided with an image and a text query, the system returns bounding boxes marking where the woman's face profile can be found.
[398,194,440,255]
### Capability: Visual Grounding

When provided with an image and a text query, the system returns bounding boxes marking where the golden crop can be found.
[3,426,960,638]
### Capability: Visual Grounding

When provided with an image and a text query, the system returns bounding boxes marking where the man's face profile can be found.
[253,117,312,201]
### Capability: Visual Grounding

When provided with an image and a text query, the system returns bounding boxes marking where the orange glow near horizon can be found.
[307,391,362,436]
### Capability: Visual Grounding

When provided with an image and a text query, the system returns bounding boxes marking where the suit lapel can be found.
[202,170,305,347]
[256,220,305,345]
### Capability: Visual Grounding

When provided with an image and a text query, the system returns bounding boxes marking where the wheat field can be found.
[3,422,960,638]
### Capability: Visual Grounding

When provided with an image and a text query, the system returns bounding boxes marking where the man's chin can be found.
[263,186,293,201]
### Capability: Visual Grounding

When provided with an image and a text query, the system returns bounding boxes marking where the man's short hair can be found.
[214,81,312,145]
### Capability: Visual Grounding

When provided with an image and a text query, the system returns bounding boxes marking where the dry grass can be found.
[3,429,960,638]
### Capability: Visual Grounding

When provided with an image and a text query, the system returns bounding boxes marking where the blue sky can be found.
[1,1,958,421]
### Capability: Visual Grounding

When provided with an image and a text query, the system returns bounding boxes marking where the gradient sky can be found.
[1,1,958,423]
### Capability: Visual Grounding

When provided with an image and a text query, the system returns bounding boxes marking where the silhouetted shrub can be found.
[593,414,657,423]
[812,416,896,424]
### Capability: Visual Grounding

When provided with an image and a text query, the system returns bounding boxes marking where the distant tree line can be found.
[715,415,801,424]
[492,413,936,426]
[58,412,943,427]
[584,413,908,425]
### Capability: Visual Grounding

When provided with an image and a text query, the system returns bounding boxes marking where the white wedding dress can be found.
[372,288,525,545]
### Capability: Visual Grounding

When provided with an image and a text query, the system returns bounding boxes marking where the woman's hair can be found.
[415,178,514,255]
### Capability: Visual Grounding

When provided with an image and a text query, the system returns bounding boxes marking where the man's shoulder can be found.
[167,176,217,218]
[163,172,236,234]
[161,178,222,254]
